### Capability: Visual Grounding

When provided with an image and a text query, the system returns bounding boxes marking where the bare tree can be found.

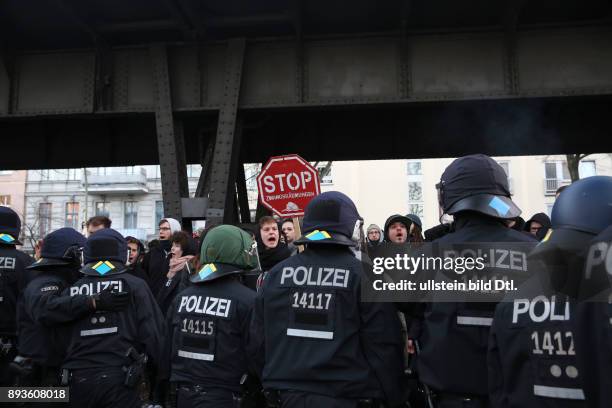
[20,199,64,250]
[566,154,591,182]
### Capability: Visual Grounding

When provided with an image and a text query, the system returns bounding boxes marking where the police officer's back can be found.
[0,207,34,385]
[489,176,612,407]
[62,228,165,407]
[162,225,258,407]
[414,155,536,407]
[573,223,612,408]
[251,191,405,408]
[16,228,89,386]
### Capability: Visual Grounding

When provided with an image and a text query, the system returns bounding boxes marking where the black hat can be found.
[80,228,128,276]
[27,228,86,270]
[438,154,520,219]
[294,191,363,247]
[405,214,423,230]
[0,206,22,245]
[383,214,413,242]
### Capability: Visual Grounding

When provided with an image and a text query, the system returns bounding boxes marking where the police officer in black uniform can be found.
[0,206,34,386]
[161,224,259,407]
[573,222,612,408]
[489,176,612,407]
[16,227,130,388]
[251,191,405,408]
[411,155,536,407]
[62,228,165,407]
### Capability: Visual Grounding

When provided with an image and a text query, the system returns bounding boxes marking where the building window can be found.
[93,167,109,176]
[0,195,10,206]
[95,202,110,217]
[38,203,52,237]
[66,169,79,180]
[407,161,422,175]
[124,201,138,229]
[544,161,571,195]
[317,163,333,185]
[65,202,80,229]
[40,170,51,180]
[547,204,554,217]
[155,201,164,231]
[579,160,596,178]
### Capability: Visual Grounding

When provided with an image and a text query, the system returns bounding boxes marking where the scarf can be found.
[168,255,194,278]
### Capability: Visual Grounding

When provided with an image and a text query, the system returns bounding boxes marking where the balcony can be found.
[84,168,148,194]
[545,178,571,195]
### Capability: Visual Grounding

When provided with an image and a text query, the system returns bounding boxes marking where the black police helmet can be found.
[294,191,363,246]
[0,206,22,245]
[531,176,612,297]
[438,154,521,219]
[27,228,86,270]
[552,176,612,235]
[80,228,128,276]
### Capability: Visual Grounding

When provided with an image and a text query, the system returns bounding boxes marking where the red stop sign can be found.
[256,154,321,217]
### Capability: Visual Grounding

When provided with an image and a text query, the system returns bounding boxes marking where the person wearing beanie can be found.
[143,217,183,297]
[366,224,382,248]
[159,225,259,407]
[61,228,165,407]
[0,206,34,386]
[405,214,425,244]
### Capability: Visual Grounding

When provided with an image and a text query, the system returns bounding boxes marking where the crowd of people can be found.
[0,153,611,408]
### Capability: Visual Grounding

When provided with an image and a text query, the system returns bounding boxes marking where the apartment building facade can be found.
[22,165,202,249]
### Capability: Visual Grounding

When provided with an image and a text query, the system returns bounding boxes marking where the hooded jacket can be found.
[144,217,182,297]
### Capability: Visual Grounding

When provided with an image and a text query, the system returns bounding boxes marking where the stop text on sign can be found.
[261,171,313,193]
[256,154,321,217]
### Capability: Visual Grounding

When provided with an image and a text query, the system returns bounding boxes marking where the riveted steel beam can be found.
[205,38,246,225]
[150,44,189,224]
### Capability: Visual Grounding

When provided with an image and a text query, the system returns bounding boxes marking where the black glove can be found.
[92,287,130,312]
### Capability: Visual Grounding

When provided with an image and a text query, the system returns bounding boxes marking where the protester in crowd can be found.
[125,236,147,282]
[281,219,296,244]
[406,214,425,244]
[256,216,291,271]
[383,214,413,244]
[85,216,111,236]
[280,219,299,256]
[143,217,181,296]
[366,224,382,248]
[523,212,551,240]
[156,230,197,315]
